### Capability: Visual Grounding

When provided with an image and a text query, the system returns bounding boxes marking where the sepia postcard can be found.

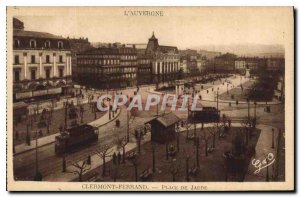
[6,6,294,191]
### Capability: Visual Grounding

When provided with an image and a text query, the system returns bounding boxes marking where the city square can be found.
[9,7,288,186]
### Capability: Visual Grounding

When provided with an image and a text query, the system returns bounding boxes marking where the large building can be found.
[137,53,152,85]
[145,33,180,86]
[12,18,72,101]
[266,57,285,72]
[179,49,200,77]
[75,44,138,89]
[211,53,237,73]
[68,37,93,80]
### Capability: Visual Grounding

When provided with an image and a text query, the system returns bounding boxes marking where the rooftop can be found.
[14,29,65,40]
[146,112,181,127]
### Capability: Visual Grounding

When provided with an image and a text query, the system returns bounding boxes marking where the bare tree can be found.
[95,145,113,177]
[128,153,140,182]
[240,118,252,145]
[200,130,210,157]
[110,164,120,182]
[116,136,128,164]
[69,159,91,182]
[152,144,156,173]
[135,129,143,154]
[212,122,224,139]
[169,159,181,181]
[183,120,192,142]
[208,126,218,148]
[195,137,200,167]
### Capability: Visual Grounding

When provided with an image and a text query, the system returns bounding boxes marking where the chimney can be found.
[133,44,136,49]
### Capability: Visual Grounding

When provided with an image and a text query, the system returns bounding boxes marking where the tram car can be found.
[189,107,220,123]
[55,124,98,155]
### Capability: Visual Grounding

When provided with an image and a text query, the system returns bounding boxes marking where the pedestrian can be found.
[117,152,121,165]
[39,129,43,137]
[113,152,117,165]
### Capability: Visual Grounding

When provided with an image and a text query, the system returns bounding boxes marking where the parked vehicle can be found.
[189,107,220,123]
[55,124,98,155]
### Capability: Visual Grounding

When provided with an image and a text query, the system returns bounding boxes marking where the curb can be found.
[14,109,121,156]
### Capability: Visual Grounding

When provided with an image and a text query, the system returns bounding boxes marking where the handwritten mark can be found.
[251,153,275,174]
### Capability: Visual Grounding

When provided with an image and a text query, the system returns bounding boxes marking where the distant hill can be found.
[198,50,222,60]
[193,44,284,58]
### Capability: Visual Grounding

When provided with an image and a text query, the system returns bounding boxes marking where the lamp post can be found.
[247,98,250,121]
[26,123,31,145]
[254,101,257,119]
[34,130,42,181]
[127,111,130,143]
[227,83,229,95]
[216,89,219,113]
[271,128,275,149]
[64,101,68,129]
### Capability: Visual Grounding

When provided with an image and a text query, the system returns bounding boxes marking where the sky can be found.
[10,6,293,50]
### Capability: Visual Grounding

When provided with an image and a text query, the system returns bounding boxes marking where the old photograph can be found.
[6,6,294,191]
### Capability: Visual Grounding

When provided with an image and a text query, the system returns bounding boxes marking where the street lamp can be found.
[64,101,67,129]
[247,98,250,121]
[34,130,42,181]
[216,89,219,113]
[227,83,229,95]
[26,123,31,146]
[254,101,257,119]
[127,111,130,142]
[271,128,275,149]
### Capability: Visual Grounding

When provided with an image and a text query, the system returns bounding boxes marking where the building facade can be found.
[13,18,72,101]
[68,37,93,81]
[267,57,284,72]
[137,54,152,85]
[145,33,180,86]
[75,44,138,89]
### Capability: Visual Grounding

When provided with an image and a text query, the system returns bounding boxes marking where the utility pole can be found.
[35,131,38,173]
[34,131,42,181]
[127,111,130,142]
[216,89,219,113]
[247,99,250,121]
[64,101,68,129]
[254,102,257,119]
[272,128,275,149]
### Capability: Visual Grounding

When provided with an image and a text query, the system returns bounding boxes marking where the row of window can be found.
[78,59,120,65]
[14,39,64,49]
[14,68,64,82]
[14,55,64,64]
[77,66,137,73]
[138,59,151,64]
[120,55,137,60]
[103,67,136,73]
[157,55,179,60]
[79,55,119,59]
[157,62,179,67]
[78,59,137,66]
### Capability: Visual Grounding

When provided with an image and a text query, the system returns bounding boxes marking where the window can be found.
[14,55,19,64]
[45,41,51,48]
[14,39,20,48]
[31,69,36,80]
[31,55,35,64]
[45,69,51,79]
[30,39,36,48]
[14,70,20,82]
[58,41,63,49]
[59,68,63,77]
[46,55,50,63]
[59,55,63,63]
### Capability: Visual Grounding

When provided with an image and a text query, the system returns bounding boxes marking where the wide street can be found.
[13,74,285,181]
